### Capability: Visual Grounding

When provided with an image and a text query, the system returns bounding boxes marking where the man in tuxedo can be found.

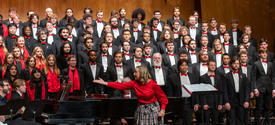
[229,19,243,47]
[149,18,162,44]
[52,28,76,55]
[224,56,250,125]
[167,59,198,125]
[148,10,165,32]
[12,16,23,36]
[223,31,237,58]
[187,40,199,64]
[172,20,181,39]
[216,53,231,77]
[151,53,168,93]
[131,18,142,43]
[81,50,105,95]
[199,60,224,124]
[198,36,212,53]
[192,50,210,80]
[77,37,93,65]
[209,18,218,36]
[93,11,106,39]
[5,23,18,52]
[196,21,215,48]
[77,14,93,37]
[239,51,252,89]
[0,80,10,123]
[118,8,130,28]
[216,23,227,43]
[3,8,17,26]
[97,42,113,73]
[110,16,122,39]
[167,7,185,28]
[259,38,274,62]
[252,49,275,125]
[125,46,151,80]
[77,8,93,29]
[162,41,179,67]
[243,25,257,48]
[40,8,53,28]
[187,16,200,41]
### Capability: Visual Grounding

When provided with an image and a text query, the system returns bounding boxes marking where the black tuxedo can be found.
[24,36,37,54]
[224,71,249,125]
[118,18,130,28]
[216,65,231,77]
[229,28,243,46]
[252,60,275,124]
[125,58,152,80]
[167,17,185,27]
[106,63,130,97]
[93,20,107,38]
[4,35,17,52]
[157,41,178,54]
[196,31,215,48]
[187,50,199,64]
[150,29,162,44]
[162,53,179,67]
[131,28,142,44]
[59,16,78,28]
[223,42,236,58]
[147,19,165,30]
[77,51,89,66]
[96,52,113,72]
[81,63,105,95]
[188,26,201,41]
[151,66,168,93]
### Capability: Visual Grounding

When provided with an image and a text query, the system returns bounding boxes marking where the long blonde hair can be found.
[136,65,151,84]
[0,36,8,55]
[211,39,225,54]
[44,54,60,74]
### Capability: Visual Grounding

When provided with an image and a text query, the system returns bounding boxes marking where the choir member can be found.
[209,18,218,36]
[0,14,8,37]
[77,37,93,65]
[157,29,175,54]
[149,18,162,44]
[93,65,168,125]
[224,56,250,125]
[178,35,191,53]
[34,28,54,57]
[94,11,106,39]
[0,53,14,79]
[21,56,36,81]
[56,43,73,71]
[77,8,93,30]
[0,35,8,65]
[187,40,199,64]
[4,64,21,100]
[258,38,274,62]
[229,19,243,47]
[198,36,212,53]
[240,33,258,62]
[167,7,185,27]
[14,36,30,61]
[26,68,48,101]
[118,8,130,28]
[210,39,225,67]
[243,25,257,48]
[44,55,60,99]
[131,8,146,31]
[162,41,179,67]
[59,8,78,28]
[252,49,275,125]
[122,41,132,62]
[223,31,237,58]
[22,26,36,53]
[110,16,122,39]
[52,27,76,55]
[12,15,23,36]
[12,47,25,74]
[104,32,120,56]
[40,8,53,28]
[28,14,40,40]
[97,42,113,72]
[32,46,46,71]
[148,10,165,32]
[216,53,231,77]
[172,20,181,39]
[131,18,142,43]
[0,80,10,123]
[151,53,168,93]
[192,50,209,79]
[4,23,17,52]
[187,16,200,41]
[2,8,17,26]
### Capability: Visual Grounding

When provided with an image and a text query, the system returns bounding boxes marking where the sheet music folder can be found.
[182,83,218,97]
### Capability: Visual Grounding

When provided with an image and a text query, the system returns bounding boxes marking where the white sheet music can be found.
[181,83,217,97]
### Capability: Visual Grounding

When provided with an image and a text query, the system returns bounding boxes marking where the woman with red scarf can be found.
[26,68,48,101]
[32,46,46,71]
[61,55,84,96]
[21,56,36,81]
[15,36,30,61]
[0,53,14,79]
[44,54,60,99]
[0,35,8,65]
[12,47,25,74]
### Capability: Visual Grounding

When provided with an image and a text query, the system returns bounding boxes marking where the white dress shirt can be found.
[115,63,124,82]
[232,72,239,93]
[200,63,208,76]
[155,67,165,86]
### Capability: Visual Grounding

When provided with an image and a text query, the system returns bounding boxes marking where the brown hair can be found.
[13,79,25,89]
[45,54,60,74]
[136,65,151,84]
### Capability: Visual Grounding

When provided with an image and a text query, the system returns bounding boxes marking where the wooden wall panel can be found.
[0,0,195,24]
[201,0,275,51]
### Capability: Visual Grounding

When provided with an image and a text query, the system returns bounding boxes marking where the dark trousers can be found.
[254,91,272,125]
[227,104,248,125]
[196,107,221,125]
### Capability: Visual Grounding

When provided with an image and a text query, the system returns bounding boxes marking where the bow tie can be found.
[97,20,102,23]
[168,53,174,56]
[232,70,239,74]
[41,41,47,45]
[64,54,70,57]
[232,29,237,32]
[202,63,208,66]
[116,65,122,68]
[10,35,16,39]
[133,30,138,32]
[185,45,189,48]
[120,18,125,21]
[246,45,249,48]
[53,26,56,28]
[190,26,195,29]
[145,56,151,58]
[62,40,68,43]
[224,66,230,69]
[174,31,179,34]
[211,29,216,31]
[209,75,215,77]
[174,18,179,21]
[32,25,37,28]
[202,32,208,35]
[202,47,207,50]
[241,64,247,67]
[49,34,54,36]
[135,60,141,62]
[68,36,72,39]
[216,52,222,54]
[181,73,187,76]
[89,62,96,65]
[102,54,108,57]
[220,34,223,36]
[224,43,229,46]
[153,28,158,31]
[25,36,30,39]
[190,52,196,55]
[124,53,130,56]
[112,27,118,30]
[262,60,268,63]
[109,45,112,48]
[154,66,161,69]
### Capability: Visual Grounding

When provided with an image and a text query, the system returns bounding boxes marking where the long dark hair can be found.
[29,68,42,89]
[4,64,19,83]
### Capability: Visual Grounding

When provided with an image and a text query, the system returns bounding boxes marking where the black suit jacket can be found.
[199,72,224,106]
[125,58,152,80]
[151,66,168,93]
[251,60,275,93]
[118,18,130,27]
[162,53,179,67]
[224,71,249,106]
[167,17,185,27]
[4,35,17,52]
[229,28,243,45]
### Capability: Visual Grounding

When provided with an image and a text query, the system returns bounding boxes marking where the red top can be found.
[108,80,168,110]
